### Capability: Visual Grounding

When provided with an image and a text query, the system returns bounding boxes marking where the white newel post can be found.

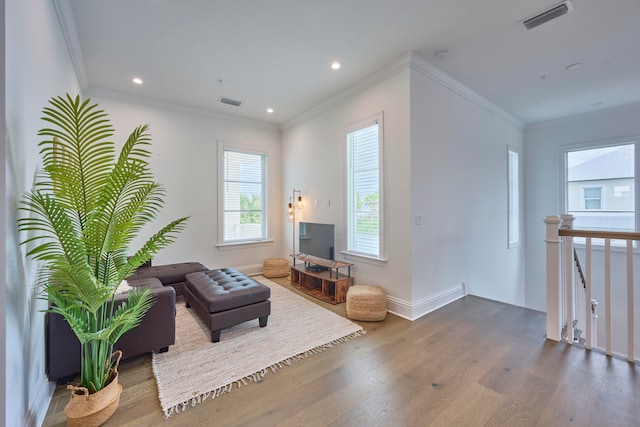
[545,215,562,341]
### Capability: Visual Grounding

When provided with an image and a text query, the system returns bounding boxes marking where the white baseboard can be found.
[235,263,265,276]
[387,282,466,321]
[31,378,55,427]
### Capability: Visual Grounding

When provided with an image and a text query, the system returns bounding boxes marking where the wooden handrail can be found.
[559,228,640,241]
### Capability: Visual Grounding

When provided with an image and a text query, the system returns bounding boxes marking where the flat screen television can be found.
[299,222,335,261]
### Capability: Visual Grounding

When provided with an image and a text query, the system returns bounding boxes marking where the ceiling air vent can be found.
[518,1,573,31]
[219,97,242,107]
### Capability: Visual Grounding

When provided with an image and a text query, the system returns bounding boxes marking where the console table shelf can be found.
[290,254,353,304]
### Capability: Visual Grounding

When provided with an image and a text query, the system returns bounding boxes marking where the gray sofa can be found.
[46,262,208,382]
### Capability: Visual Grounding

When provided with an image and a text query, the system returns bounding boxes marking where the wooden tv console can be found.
[289,254,353,304]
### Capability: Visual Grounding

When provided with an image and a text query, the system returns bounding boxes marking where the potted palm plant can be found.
[19,94,188,425]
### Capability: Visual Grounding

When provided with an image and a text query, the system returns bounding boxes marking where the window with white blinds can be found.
[221,147,267,243]
[346,114,383,258]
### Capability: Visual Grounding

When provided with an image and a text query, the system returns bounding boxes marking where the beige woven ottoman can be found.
[346,285,387,321]
[263,258,290,278]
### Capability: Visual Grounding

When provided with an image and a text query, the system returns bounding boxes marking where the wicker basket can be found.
[64,351,123,426]
[263,258,290,278]
[346,285,387,321]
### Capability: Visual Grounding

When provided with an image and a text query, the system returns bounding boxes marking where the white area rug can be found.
[152,276,364,418]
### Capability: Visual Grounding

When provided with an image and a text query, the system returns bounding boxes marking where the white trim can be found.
[283,53,413,130]
[344,112,384,258]
[508,146,521,248]
[409,53,524,130]
[31,378,55,427]
[217,142,269,245]
[283,51,523,131]
[85,87,279,131]
[387,282,466,321]
[341,251,387,266]
[236,263,265,276]
[53,0,89,90]
[559,136,639,239]
[215,239,275,250]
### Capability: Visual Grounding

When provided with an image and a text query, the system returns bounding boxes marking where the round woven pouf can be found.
[346,285,387,321]
[263,258,290,278]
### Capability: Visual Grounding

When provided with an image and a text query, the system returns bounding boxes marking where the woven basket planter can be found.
[263,258,290,278]
[346,285,387,321]
[64,351,123,426]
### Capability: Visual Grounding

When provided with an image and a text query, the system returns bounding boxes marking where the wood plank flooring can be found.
[42,277,640,426]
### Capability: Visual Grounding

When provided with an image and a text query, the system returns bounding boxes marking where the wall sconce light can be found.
[288,189,302,253]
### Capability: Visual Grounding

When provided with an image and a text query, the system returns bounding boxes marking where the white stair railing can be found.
[545,214,638,362]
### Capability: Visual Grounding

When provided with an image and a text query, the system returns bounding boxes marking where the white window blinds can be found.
[222,148,266,243]
[346,119,381,257]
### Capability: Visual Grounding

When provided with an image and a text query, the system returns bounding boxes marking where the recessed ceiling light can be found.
[132,77,143,85]
[267,108,274,114]
[331,62,341,70]
[566,62,583,71]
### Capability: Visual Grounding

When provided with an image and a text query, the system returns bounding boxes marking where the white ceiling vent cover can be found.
[219,97,242,107]
[518,1,573,31]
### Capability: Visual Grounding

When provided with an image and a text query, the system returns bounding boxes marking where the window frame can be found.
[217,143,268,245]
[560,137,639,246]
[507,146,521,248]
[343,112,385,260]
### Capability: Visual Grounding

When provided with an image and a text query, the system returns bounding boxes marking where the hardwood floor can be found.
[43,277,640,426]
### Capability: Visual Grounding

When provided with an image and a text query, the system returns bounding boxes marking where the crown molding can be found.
[53,0,89,91]
[282,51,524,131]
[408,52,524,130]
[84,86,280,132]
[281,52,414,131]
[526,99,640,130]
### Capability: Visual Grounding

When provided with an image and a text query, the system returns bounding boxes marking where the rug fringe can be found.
[161,329,365,418]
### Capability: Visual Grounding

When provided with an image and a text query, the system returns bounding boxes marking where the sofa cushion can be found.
[128,277,163,290]
[129,262,208,285]
[185,268,270,313]
[127,262,209,295]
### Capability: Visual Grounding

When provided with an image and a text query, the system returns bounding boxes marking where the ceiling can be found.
[61,0,640,126]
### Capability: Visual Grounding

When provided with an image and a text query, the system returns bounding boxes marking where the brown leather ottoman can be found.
[184,268,271,342]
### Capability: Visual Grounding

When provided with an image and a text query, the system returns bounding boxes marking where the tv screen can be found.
[299,222,335,260]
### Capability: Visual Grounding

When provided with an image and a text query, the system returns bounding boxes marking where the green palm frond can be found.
[19,94,188,393]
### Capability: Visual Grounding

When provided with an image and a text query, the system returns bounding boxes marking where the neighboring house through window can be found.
[219,145,267,243]
[565,142,636,233]
[345,112,384,258]
[583,187,602,210]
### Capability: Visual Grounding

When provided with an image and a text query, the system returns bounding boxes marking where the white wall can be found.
[281,59,413,313]
[5,0,81,425]
[410,55,526,311]
[88,92,283,272]
[282,53,526,320]
[524,101,640,311]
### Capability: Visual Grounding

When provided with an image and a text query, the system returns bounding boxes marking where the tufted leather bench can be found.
[183,268,271,342]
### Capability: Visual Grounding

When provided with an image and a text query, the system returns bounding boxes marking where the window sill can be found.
[341,251,387,266]
[216,239,274,250]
